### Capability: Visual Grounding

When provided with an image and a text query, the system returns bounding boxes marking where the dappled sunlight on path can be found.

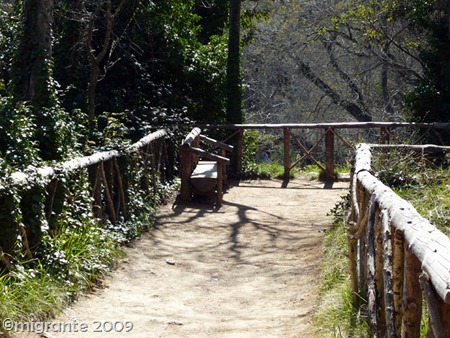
[32,178,348,338]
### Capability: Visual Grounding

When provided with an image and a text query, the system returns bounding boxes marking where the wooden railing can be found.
[350,143,450,337]
[197,122,450,179]
[0,130,169,269]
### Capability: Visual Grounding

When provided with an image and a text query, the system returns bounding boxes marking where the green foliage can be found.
[375,150,450,237]
[402,0,450,142]
[0,98,39,167]
[315,194,369,337]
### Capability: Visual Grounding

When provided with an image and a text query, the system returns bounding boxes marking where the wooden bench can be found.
[180,127,233,204]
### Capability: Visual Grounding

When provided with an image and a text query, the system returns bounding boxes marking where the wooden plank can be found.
[188,147,230,164]
[200,135,234,152]
[190,162,218,194]
[191,162,218,179]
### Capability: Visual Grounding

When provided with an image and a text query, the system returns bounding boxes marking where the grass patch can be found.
[315,195,369,337]
[391,167,450,237]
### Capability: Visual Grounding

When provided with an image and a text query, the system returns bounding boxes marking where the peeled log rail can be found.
[0,130,169,264]
[352,143,450,337]
[4,129,168,189]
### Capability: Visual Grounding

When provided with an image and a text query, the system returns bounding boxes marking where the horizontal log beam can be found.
[200,135,234,152]
[188,147,230,164]
[367,143,450,151]
[127,129,167,153]
[195,122,450,130]
[4,129,168,190]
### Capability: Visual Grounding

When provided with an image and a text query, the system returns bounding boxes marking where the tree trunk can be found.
[85,0,127,132]
[226,0,243,124]
[297,60,373,122]
[15,0,54,108]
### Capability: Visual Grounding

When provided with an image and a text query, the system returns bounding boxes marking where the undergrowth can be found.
[315,149,450,337]
[315,194,369,337]
[374,150,450,237]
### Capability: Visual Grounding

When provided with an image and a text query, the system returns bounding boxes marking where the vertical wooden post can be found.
[236,128,244,174]
[101,161,117,225]
[402,249,422,337]
[440,300,450,338]
[419,273,445,338]
[381,210,397,338]
[359,191,370,298]
[0,247,11,271]
[149,143,157,194]
[88,163,103,219]
[375,210,386,334]
[140,148,151,195]
[393,228,405,336]
[366,195,379,336]
[113,157,128,221]
[348,167,359,304]
[380,127,390,144]
[325,128,335,180]
[180,146,193,201]
[217,162,223,205]
[283,128,291,179]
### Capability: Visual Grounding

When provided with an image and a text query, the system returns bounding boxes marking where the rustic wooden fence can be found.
[197,122,450,180]
[0,129,169,269]
[350,143,450,337]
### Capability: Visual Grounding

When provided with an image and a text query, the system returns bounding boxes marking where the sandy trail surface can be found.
[21,178,348,338]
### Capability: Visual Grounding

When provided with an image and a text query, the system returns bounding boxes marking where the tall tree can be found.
[84,0,127,131]
[13,0,54,108]
[243,0,424,124]
[227,0,243,124]
[405,0,450,143]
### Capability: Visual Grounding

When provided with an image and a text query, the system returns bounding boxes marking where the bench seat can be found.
[191,161,218,193]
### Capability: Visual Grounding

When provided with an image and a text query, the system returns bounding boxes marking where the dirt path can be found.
[24,178,348,338]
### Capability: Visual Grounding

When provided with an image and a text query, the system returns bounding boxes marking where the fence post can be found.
[380,127,390,144]
[393,228,404,336]
[283,128,291,179]
[325,128,335,180]
[180,146,193,201]
[236,128,243,175]
[403,249,422,337]
[440,301,450,337]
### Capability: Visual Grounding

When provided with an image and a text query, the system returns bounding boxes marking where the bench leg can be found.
[217,163,223,205]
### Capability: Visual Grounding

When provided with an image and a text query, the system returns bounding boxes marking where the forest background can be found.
[0,1,450,334]
[0,0,450,171]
